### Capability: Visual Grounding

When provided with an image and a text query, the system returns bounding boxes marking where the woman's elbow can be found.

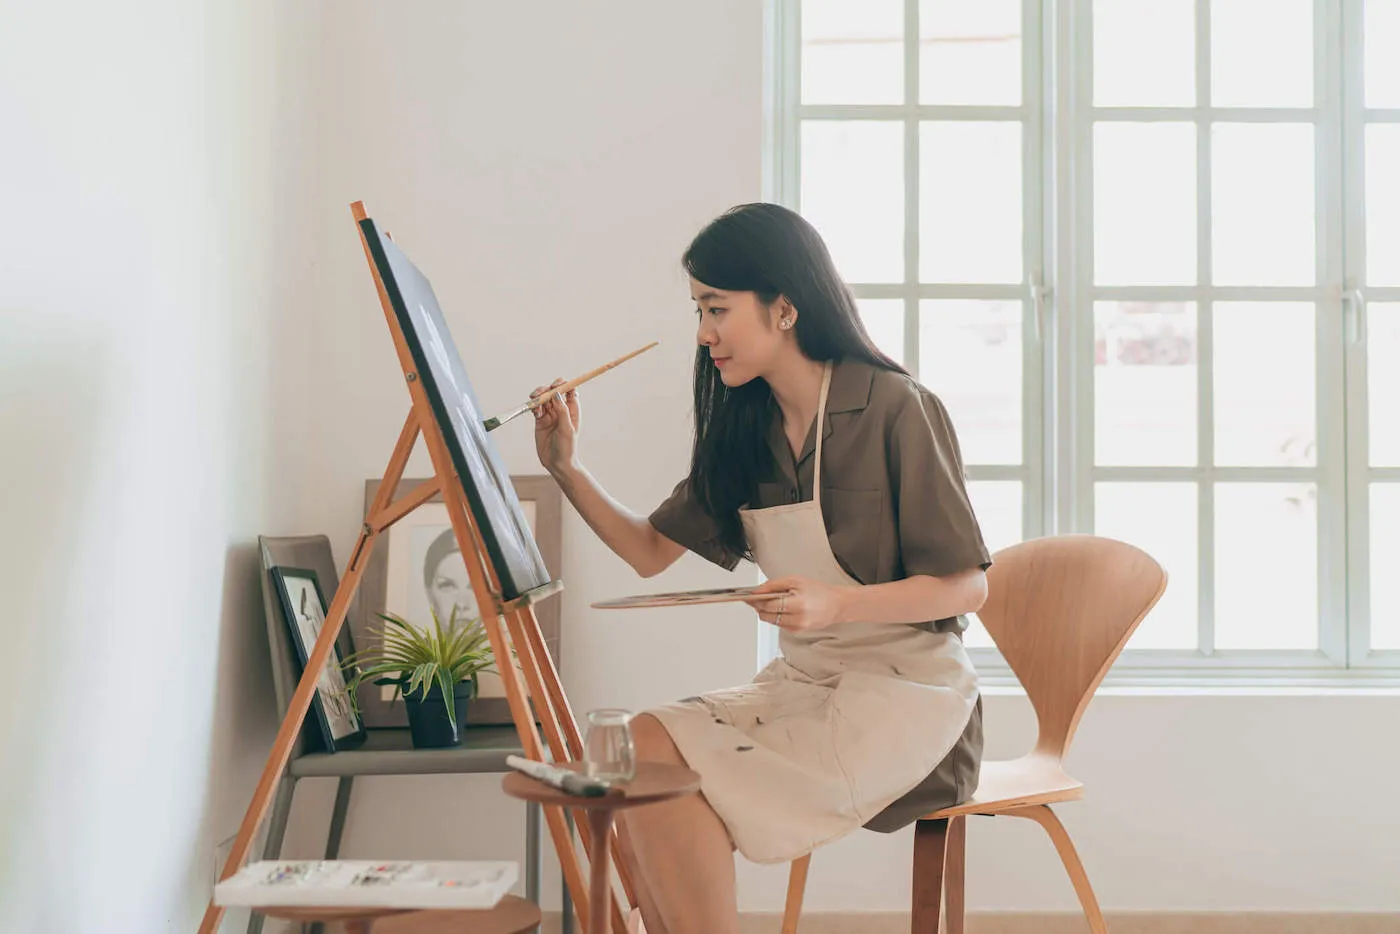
[631,530,684,579]
[958,568,988,615]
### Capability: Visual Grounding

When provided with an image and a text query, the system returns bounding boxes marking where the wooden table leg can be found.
[586,809,616,934]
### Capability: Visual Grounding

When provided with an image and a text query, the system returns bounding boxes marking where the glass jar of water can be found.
[583,708,635,782]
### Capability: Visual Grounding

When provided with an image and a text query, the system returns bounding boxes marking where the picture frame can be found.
[270,566,367,752]
[354,475,563,728]
[358,218,554,603]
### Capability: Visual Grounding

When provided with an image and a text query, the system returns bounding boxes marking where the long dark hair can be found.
[682,202,907,561]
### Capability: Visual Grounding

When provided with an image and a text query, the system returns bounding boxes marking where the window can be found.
[767,0,1400,682]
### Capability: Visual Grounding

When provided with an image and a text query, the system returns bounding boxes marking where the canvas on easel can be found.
[198,203,635,934]
[358,218,553,603]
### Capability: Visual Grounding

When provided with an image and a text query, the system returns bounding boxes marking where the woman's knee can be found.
[631,713,684,764]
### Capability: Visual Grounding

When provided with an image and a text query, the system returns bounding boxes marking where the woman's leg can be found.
[616,714,738,934]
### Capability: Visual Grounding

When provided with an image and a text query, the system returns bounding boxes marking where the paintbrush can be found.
[482,340,660,431]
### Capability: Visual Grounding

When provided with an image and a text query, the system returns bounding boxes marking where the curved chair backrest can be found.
[976,534,1167,760]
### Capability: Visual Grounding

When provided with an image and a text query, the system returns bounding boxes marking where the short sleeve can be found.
[889,390,992,578]
[648,478,742,572]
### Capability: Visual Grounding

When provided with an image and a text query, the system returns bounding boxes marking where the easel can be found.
[196,202,637,934]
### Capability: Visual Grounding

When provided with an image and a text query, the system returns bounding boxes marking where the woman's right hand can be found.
[532,378,581,476]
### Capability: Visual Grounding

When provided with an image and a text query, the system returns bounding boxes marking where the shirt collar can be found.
[766,357,877,474]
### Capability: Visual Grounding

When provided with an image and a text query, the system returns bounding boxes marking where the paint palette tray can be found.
[214,859,517,909]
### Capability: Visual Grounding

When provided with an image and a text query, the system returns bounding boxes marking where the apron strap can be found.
[812,361,833,496]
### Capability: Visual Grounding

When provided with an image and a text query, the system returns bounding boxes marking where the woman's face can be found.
[428,553,478,626]
[691,277,793,388]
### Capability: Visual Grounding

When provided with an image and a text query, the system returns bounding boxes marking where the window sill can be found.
[976,668,1400,696]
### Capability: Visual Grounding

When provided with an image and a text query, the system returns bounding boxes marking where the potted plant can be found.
[345,608,496,748]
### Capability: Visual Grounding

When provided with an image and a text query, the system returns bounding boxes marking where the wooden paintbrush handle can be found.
[527,340,659,409]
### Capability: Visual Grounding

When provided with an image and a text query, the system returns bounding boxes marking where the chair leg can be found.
[1013,805,1107,934]
[247,777,298,934]
[943,817,966,934]
[781,853,811,934]
[911,819,949,934]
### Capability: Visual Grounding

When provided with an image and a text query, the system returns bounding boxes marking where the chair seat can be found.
[925,753,1083,820]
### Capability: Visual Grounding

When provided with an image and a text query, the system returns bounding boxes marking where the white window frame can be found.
[765,0,1400,686]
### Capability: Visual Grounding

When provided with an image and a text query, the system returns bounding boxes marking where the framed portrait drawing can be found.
[354,475,562,728]
[270,566,367,752]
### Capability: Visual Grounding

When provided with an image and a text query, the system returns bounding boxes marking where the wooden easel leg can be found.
[196,412,420,934]
[245,777,298,934]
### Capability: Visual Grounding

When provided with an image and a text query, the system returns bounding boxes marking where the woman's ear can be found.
[776,296,797,330]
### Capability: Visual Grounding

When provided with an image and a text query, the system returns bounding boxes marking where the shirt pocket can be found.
[824,487,883,584]
[756,480,801,507]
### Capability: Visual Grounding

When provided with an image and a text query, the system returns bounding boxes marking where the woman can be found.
[532,203,989,934]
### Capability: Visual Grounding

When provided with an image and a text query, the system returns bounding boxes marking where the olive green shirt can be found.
[649,357,991,632]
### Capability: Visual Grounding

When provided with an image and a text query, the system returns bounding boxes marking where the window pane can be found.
[1369,304,1400,466]
[1095,301,1197,466]
[920,0,1021,105]
[1093,0,1195,107]
[857,299,905,366]
[1214,303,1315,467]
[801,121,904,283]
[1095,123,1197,285]
[1212,124,1315,286]
[802,0,903,105]
[920,122,1023,284]
[963,480,1022,648]
[1095,483,1198,649]
[1215,483,1317,650]
[1211,0,1312,108]
[1366,0,1400,108]
[1367,125,1400,287]
[1371,483,1400,650]
[920,300,1022,465]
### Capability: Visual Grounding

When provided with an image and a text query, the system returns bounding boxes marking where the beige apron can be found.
[649,363,979,864]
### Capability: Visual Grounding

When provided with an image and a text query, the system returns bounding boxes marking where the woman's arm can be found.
[832,569,987,624]
[550,461,686,578]
[747,569,987,631]
[533,382,685,578]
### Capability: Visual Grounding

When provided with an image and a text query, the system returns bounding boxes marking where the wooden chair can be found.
[780,534,1168,934]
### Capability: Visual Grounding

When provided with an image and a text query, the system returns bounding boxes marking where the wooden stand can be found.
[195,202,637,934]
[503,763,700,934]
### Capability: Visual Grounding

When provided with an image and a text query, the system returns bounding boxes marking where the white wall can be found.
[276,1,1400,917]
[0,1,320,930]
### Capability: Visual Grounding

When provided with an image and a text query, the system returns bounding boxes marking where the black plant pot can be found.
[403,679,473,748]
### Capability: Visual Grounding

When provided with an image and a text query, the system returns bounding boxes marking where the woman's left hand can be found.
[743,576,847,632]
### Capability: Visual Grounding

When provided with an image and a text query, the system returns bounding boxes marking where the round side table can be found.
[254,895,540,934]
[502,762,700,934]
